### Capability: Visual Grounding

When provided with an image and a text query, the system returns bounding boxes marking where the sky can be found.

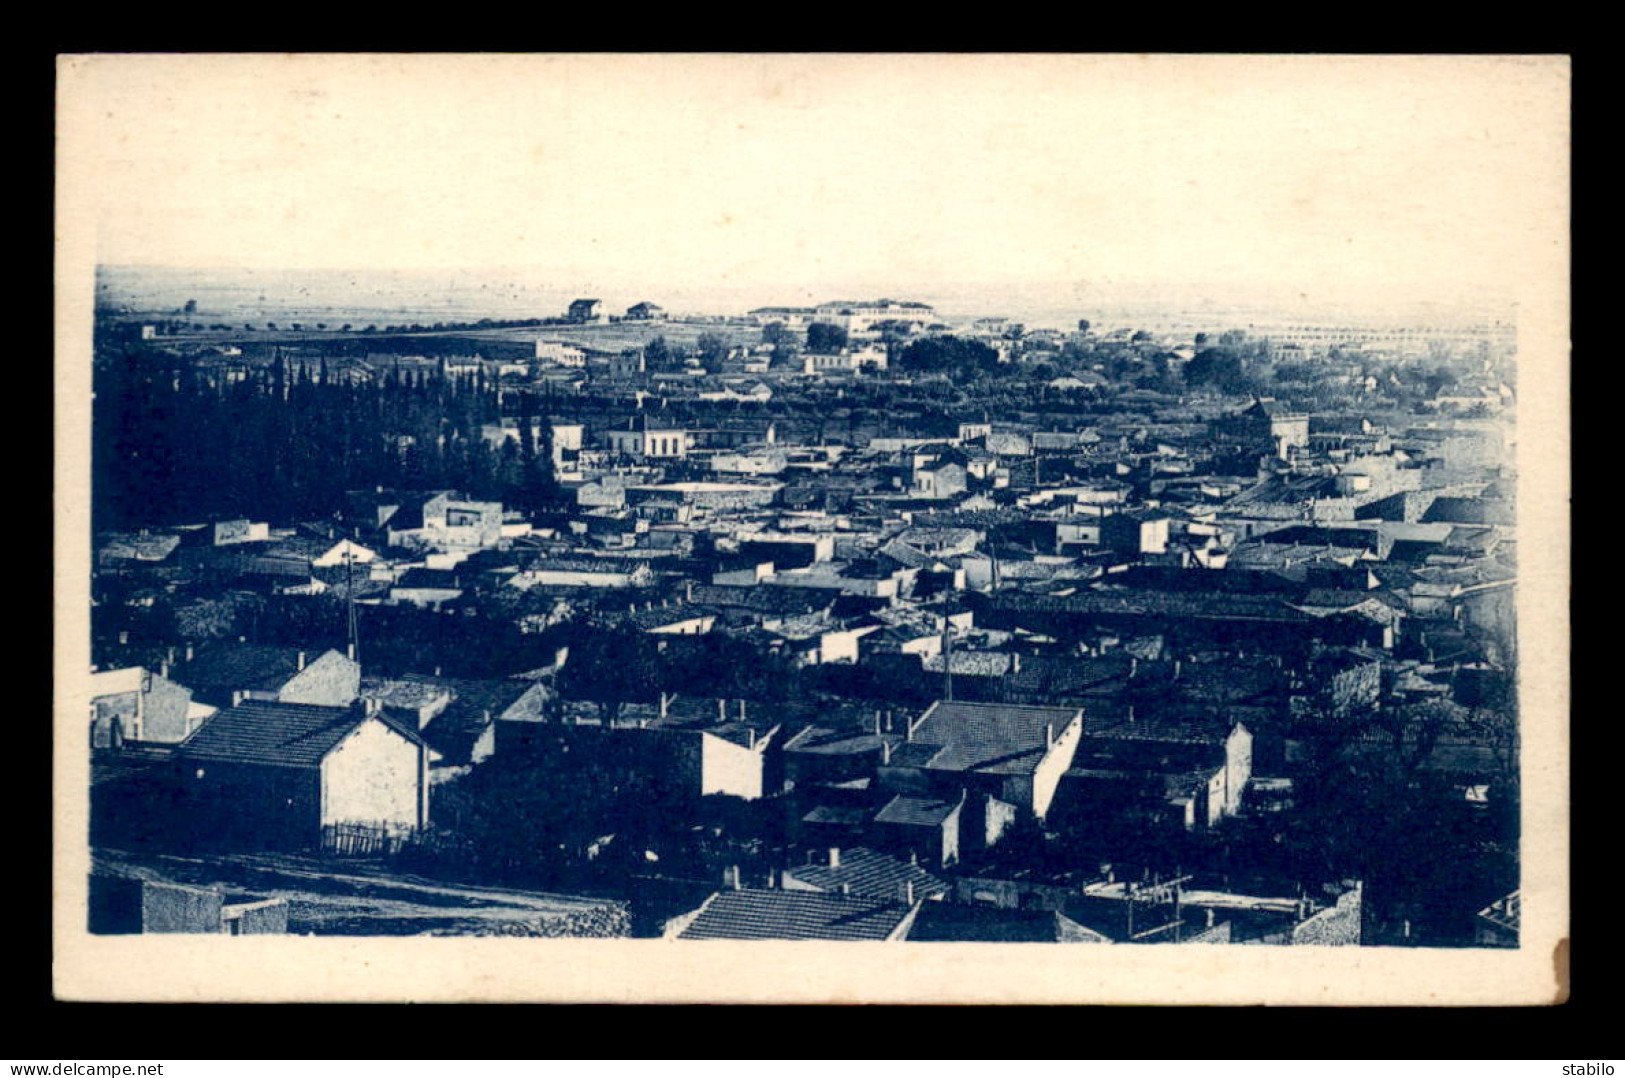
[60,54,1568,322]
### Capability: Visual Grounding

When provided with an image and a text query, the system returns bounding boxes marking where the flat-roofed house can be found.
[89,666,210,749]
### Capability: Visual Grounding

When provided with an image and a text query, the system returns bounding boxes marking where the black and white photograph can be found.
[53,53,1569,1004]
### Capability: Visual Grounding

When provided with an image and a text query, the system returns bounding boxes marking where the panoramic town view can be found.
[64,55,1554,961]
[86,273,1520,946]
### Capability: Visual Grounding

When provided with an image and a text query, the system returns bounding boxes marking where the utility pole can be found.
[345,546,361,667]
[941,619,954,702]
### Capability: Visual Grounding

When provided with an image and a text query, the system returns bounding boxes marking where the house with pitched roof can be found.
[175,699,429,849]
[665,886,921,941]
[883,700,1086,823]
[781,846,947,903]
[168,644,360,710]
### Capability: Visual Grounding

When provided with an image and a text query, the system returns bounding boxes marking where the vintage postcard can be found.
[54,53,1569,1004]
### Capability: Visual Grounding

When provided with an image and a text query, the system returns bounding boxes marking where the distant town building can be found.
[813,299,937,334]
[604,414,689,461]
[535,340,588,366]
[566,298,605,324]
[624,301,666,320]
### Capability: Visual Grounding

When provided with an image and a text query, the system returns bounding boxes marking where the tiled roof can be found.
[905,701,1081,776]
[677,888,912,941]
[172,644,317,693]
[987,590,1316,624]
[875,795,959,828]
[784,726,892,756]
[178,701,415,768]
[801,805,872,827]
[784,848,948,901]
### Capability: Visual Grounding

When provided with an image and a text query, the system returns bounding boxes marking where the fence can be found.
[321,822,416,857]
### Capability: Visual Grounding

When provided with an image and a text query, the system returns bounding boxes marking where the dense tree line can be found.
[93,346,558,532]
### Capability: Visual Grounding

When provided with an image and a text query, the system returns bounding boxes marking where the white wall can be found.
[1031,715,1084,820]
[321,716,423,830]
[700,732,765,800]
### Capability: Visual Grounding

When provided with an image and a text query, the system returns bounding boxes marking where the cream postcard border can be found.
[53,53,1570,1005]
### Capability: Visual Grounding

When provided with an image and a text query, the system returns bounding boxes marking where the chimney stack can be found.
[717,698,726,722]
[1045,723,1054,749]
[727,865,741,890]
[118,631,129,646]
[185,644,195,662]
[827,847,840,869]
[903,881,915,905]
[297,651,307,671]
[837,883,851,897]
[881,741,893,765]
[738,699,746,723]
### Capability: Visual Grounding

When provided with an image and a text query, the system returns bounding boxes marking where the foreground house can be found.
[176,700,429,850]
[665,887,922,941]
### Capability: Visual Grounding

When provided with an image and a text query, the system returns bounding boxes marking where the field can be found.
[122,318,773,356]
[94,848,631,937]
[449,319,768,354]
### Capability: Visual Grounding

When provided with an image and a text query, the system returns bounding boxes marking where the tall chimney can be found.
[1045,723,1054,749]
[873,710,882,736]
[903,881,915,905]
[738,699,746,723]
[185,644,195,662]
[881,741,893,765]
[297,651,307,671]
[717,698,726,722]
[827,847,840,869]
[118,631,129,646]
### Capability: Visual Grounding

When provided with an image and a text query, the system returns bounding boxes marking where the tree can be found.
[554,628,664,724]
[897,336,1000,377]
[805,321,849,353]
[643,335,680,373]
[1185,348,1248,394]
[696,332,730,374]
[1076,319,1092,333]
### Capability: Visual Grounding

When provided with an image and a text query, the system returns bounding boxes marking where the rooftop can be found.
[178,701,417,768]
[677,888,913,941]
